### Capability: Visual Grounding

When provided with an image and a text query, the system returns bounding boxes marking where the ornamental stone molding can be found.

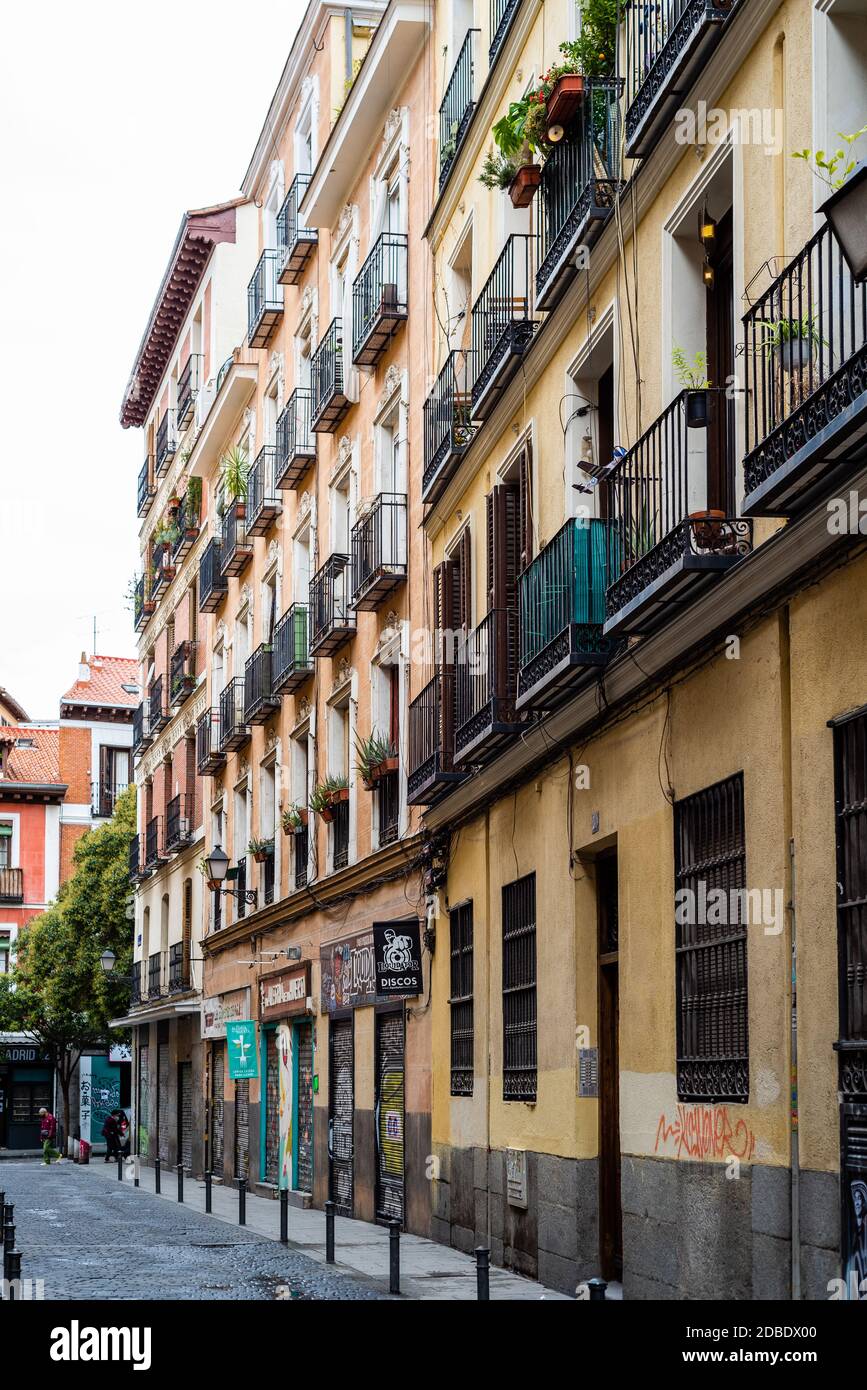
[332,656,353,693]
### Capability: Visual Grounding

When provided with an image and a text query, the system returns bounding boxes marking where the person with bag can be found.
[39,1107,59,1164]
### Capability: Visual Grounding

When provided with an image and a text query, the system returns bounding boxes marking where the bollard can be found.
[177,1165,184,1204]
[588,1276,608,1302]
[238,1177,246,1227]
[0,1191,4,1212]
[280,1187,288,1245]
[3,1223,15,1282]
[204,1171,212,1214]
[6,1249,21,1297]
[134,1154,140,1188]
[325,1201,335,1264]
[154,1158,161,1194]
[475,1246,491,1301]
[117,1154,123,1182]
[388,1220,400,1295]
[2,1202,13,1229]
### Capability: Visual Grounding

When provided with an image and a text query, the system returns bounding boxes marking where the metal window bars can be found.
[247,446,282,536]
[275,388,316,489]
[351,233,408,366]
[422,350,475,502]
[199,537,228,611]
[273,604,312,693]
[502,873,537,1101]
[470,234,536,416]
[350,493,407,610]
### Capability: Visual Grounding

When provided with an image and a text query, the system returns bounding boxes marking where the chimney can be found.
[78,651,90,682]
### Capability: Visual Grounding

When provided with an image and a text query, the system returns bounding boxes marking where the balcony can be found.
[244,644,280,724]
[128,835,143,883]
[199,537,228,612]
[350,493,407,610]
[165,793,193,852]
[169,640,197,708]
[177,354,202,430]
[130,962,143,1006]
[352,233,408,367]
[742,218,867,518]
[293,823,309,890]
[422,350,475,504]
[489,0,520,63]
[148,950,163,1000]
[408,671,464,804]
[309,554,356,657]
[168,941,190,994]
[516,518,619,712]
[471,234,536,419]
[261,852,275,907]
[247,249,283,349]
[273,604,312,694]
[603,390,753,638]
[196,708,226,774]
[332,798,350,871]
[247,446,282,536]
[310,319,350,433]
[219,677,251,752]
[275,388,316,489]
[137,457,155,517]
[92,781,129,819]
[536,81,623,311]
[133,574,154,633]
[170,491,201,563]
[144,816,166,870]
[150,542,176,598]
[277,174,317,285]
[148,675,168,735]
[155,412,176,474]
[220,503,253,577]
[439,29,478,188]
[624,0,743,159]
[0,867,23,903]
[377,770,400,847]
[455,608,522,764]
[132,703,150,756]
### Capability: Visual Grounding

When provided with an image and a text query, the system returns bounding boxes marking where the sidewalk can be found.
[77,1159,572,1301]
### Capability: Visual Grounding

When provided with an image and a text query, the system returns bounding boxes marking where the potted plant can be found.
[167,492,181,518]
[310,775,349,823]
[440,119,459,170]
[220,444,249,518]
[197,857,221,892]
[761,315,824,374]
[793,126,867,282]
[479,148,519,193]
[491,98,543,207]
[247,836,274,864]
[355,730,398,790]
[672,346,713,428]
[281,803,308,835]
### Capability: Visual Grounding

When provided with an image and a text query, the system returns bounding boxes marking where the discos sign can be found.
[372,920,423,997]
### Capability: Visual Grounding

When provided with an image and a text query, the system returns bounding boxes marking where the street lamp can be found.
[821,163,867,284]
[100,949,117,974]
[205,845,258,907]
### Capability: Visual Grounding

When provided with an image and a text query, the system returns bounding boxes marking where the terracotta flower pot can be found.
[546,74,585,128]
[318,806,335,824]
[234,501,246,519]
[509,164,541,208]
[371,756,399,782]
[206,878,220,891]
[253,850,267,863]
[688,509,733,553]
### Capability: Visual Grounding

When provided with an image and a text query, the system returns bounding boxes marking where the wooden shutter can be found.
[432,561,457,767]
[519,445,533,570]
[182,879,192,988]
[486,485,520,703]
[99,745,111,809]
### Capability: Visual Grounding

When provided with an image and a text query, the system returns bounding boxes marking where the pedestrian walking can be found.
[39,1107,60,1164]
[101,1110,120,1162]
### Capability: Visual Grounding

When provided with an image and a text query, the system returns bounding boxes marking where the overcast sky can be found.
[0,0,303,720]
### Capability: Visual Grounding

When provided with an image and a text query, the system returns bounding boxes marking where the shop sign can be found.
[259,965,310,1022]
[201,988,252,1040]
[320,931,376,1013]
[226,1021,259,1080]
[0,1044,50,1065]
[373,919,423,997]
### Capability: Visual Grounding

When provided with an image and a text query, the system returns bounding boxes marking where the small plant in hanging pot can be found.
[247,835,274,864]
[479,148,519,192]
[197,856,221,892]
[760,315,824,374]
[355,730,398,790]
[672,346,713,428]
[281,803,309,835]
[167,492,181,517]
[310,775,349,823]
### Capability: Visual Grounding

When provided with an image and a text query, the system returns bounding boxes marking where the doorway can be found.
[294,1021,314,1192]
[597,850,622,1281]
[375,1008,405,1225]
[178,1061,192,1172]
[328,1016,354,1215]
[209,1042,224,1178]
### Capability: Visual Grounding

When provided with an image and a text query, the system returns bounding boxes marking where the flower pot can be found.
[206,878,220,891]
[371,756,399,782]
[329,787,350,806]
[234,501,246,520]
[184,526,199,542]
[318,806,335,824]
[509,163,542,209]
[546,74,585,128]
[688,509,733,553]
[253,850,267,863]
[685,389,712,429]
[775,338,816,374]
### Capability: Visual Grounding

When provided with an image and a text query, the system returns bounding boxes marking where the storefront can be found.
[202,987,251,1182]
[258,962,314,1194]
[0,1040,53,1150]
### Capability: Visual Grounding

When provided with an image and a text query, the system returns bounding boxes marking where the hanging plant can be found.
[281,803,309,834]
[354,730,398,790]
[247,835,274,864]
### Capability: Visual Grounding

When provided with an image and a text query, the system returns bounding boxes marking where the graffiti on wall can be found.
[654,1103,756,1161]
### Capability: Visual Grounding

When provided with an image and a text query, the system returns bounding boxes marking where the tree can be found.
[0,786,136,1135]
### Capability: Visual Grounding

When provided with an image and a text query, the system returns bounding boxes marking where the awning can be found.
[109,1001,201,1029]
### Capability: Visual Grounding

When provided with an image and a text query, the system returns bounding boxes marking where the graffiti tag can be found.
[654,1104,756,1161]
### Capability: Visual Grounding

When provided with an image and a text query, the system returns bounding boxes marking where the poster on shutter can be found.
[278,1024,293,1191]
[372,919,423,997]
[226,1021,259,1080]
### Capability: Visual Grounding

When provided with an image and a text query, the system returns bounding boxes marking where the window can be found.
[674,772,748,1103]
[502,873,536,1101]
[833,711,867,1052]
[0,821,12,868]
[330,462,354,554]
[292,732,310,890]
[0,932,10,974]
[449,902,474,1095]
[329,699,351,872]
[259,761,276,906]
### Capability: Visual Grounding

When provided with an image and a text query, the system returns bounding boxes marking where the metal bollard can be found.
[238,1177,246,1227]
[134,1154,140,1187]
[204,1171,212,1213]
[154,1158,161,1194]
[388,1220,400,1295]
[2,1202,13,1228]
[475,1246,491,1300]
[325,1200,335,1263]
[6,1250,21,1297]
[280,1187,288,1244]
[3,1223,15,1281]
[117,1154,123,1181]
[177,1165,184,1204]
[588,1276,608,1302]
[0,1191,5,1212]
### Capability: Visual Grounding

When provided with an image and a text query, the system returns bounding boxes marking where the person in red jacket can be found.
[39,1108,58,1164]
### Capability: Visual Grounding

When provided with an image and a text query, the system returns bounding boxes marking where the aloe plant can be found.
[281,803,307,831]
[354,730,397,782]
[220,444,249,501]
[247,836,274,856]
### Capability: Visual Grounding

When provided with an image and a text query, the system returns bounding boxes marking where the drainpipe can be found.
[345,10,354,87]
[789,835,801,1300]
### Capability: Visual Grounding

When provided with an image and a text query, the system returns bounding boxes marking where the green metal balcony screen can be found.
[519,517,615,666]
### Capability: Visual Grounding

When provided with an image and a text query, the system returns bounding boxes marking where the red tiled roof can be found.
[1,726,62,786]
[60,655,140,709]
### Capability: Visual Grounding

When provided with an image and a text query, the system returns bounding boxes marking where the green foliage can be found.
[281,803,306,831]
[309,775,350,813]
[247,836,274,856]
[479,148,518,190]
[186,474,202,520]
[760,315,824,352]
[672,345,711,390]
[220,444,249,501]
[354,729,397,781]
[570,0,618,78]
[792,125,867,191]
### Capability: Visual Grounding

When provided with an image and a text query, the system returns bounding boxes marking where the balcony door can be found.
[706,209,735,516]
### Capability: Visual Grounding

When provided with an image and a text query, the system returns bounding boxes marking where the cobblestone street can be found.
[0,1160,388,1301]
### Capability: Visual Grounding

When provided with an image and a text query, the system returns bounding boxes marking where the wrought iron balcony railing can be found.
[376,770,400,847]
[455,608,522,764]
[128,834,143,883]
[170,491,201,562]
[196,708,226,774]
[220,502,253,577]
[0,867,24,903]
[536,81,623,310]
[148,950,163,999]
[137,457,155,517]
[169,640,197,707]
[273,604,312,693]
[294,823,309,890]
[604,389,753,637]
[277,174,317,285]
[144,816,166,870]
[177,354,202,429]
[248,249,283,348]
[247,445,282,536]
[262,851,275,907]
[408,670,464,804]
[624,0,743,158]
[422,350,475,504]
[132,702,150,756]
[489,0,520,63]
[275,388,316,489]
[309,554,356,656]
[148,674,168,734]
[352,233,408,366]
[199,537,228,612]
[168,941,190,993]
[92,781,129,819]
[332,797,350,871]
[311,319,350,433]
[471,234,536,418]
[155,412,176,474]
[350,493,407,610]
[439,29,478,187]
[244,644,280,724]
[219,676,251,751]
[150,542,175,597]
[742,217,867,518]
[516,517,619,712]
[130,961,143,1006]
[133,574,154,632]
[165,793,194,852]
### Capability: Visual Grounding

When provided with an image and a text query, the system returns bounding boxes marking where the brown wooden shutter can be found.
[519,445,533,570]
[455,529,471,631]
[182,879,192,987]
[99,745,111,808]
[487,484,520,703]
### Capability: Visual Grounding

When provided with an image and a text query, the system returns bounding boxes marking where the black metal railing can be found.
[148,950,163,999]
[247,446,282,535]
[352,233,408,365]
[244,644,279,723]
[332,799,350,871]
[350,493,407,609]
[377,770,400,846]
[169,640,196,707]
[471,234,535,411]
[262,851,275,907]
[165,793,194,851]
[92,781,129,819]
[199,537,228,611]
[236,858,248,921]
[743,217,867,515]
[248,249,283,348]
[273,604,311,693]
[294,824,309,890]
[137,457,155,516]
[149,675,167,733]
[309,554,356,656]
[422,350,475,501]
[455,608,519,759]
[407,670,461,803]
[220,503,252,576]
[0,867,24,903]
[132,702,149,755]
[168,941,189,993]
[219,676,250,751]
[277,174,317,284]
[489,0,520,61]
[128,835,142,881]
[134,573,152,632]
[171,491,201,561]
[130,961,143,1005]
[275,388,316,488]
[310,319,348,432]
[155,413,176,473]
[439,29,478,186]
[177,354,201,429]
[144,816,164,869]
[196,708,225,773]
